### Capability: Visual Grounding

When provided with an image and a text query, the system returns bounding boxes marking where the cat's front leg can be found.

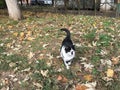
[64,61,70,69]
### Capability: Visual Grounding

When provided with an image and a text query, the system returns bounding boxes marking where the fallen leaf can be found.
[33,82,43,88]
[13,32,18,37]
[43,44,49,48]
[23,75,30,82]
[46,53,53,60]
[81,62,94,71]
[62,76,68,83]
[20,32,25,37]
[75,84,88,90]
[84,75,93,81]
[2,78,9,85]
[9,62,16,67]
[21,67,31,72]
[112,57,119,65]
[76,71,81,76]
[106,69,114,78]
[26,31,32,36]
[100,59,112,66]
[28,52,34,59]
[19,32,25,40]
[6,43,12,48]
[41,70,48,77]
[27,37,35,41]
[8,25,13,29]
[39,54,44,59]
[57,75,62,81]
[84,82,97,90]
[102,77,113,81]
[57,75,68,83]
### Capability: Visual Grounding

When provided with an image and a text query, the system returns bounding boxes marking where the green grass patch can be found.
[91,55,101,64]
[97,34,112,47]
[34,60,49,70]
[0,54,28,71]
[83,31,96,42]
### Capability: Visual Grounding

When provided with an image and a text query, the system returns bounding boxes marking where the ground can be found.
[0,7,120,90]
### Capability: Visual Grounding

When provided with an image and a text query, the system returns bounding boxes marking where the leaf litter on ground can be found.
[0,9,120,90]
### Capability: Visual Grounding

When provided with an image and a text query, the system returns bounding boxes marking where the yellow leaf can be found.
[13,32,18,37]
[27,37,35,41]
[6,43,11,48]
[84,75,93,81]
[106,69,114,78]
[20,32,25,37]
[8,25,13,29]
[26,31,32,36]
[19,32,25,40]
[75,84,88,90]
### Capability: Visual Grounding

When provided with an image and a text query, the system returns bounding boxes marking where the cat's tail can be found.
[61,28,71,38]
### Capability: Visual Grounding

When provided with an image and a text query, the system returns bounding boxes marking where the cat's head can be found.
[65,45,75,56]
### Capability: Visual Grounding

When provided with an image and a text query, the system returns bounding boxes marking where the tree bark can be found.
[5,0,22,20]
[52,0,54,6]
[64,0,69,10]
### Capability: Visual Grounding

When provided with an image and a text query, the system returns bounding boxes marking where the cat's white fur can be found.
[60,46,75,69]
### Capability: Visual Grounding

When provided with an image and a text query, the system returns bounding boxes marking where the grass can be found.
[98,34,112,47]
[0,8,120,90]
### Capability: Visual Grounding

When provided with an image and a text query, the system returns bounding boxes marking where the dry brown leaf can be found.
[112,57,119,65]
[62,76,68,83]
[57,75,68,83]
[39,54,44,59]
[6,43,12,48]
[75,84,88,90]
[33,82,43,88]
[106,69,114,78]
[40,70,48,77]
[43,44,49,48]
[8,25,13,29]
[76,71,81,76]
[57,75,63,81]
[26,31,32,36]
[13,32,18,37]
[9,62,16,67]
[28,52,34,59]
[27,37,35,41]
[84,75,93,81]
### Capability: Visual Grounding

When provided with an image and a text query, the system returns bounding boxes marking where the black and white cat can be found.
[60,28,75,69]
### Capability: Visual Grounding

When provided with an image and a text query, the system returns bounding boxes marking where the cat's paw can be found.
[66,65,70,69]
[67,62,71,65]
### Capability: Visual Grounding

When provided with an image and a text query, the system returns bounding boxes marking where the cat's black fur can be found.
[61,28,75,52]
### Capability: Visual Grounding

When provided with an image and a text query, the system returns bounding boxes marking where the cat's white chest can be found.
[60,46,75,61]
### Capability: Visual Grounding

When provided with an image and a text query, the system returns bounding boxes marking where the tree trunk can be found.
[64,0,69,10]
[5,0,22,20]
[52,0,54,6]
